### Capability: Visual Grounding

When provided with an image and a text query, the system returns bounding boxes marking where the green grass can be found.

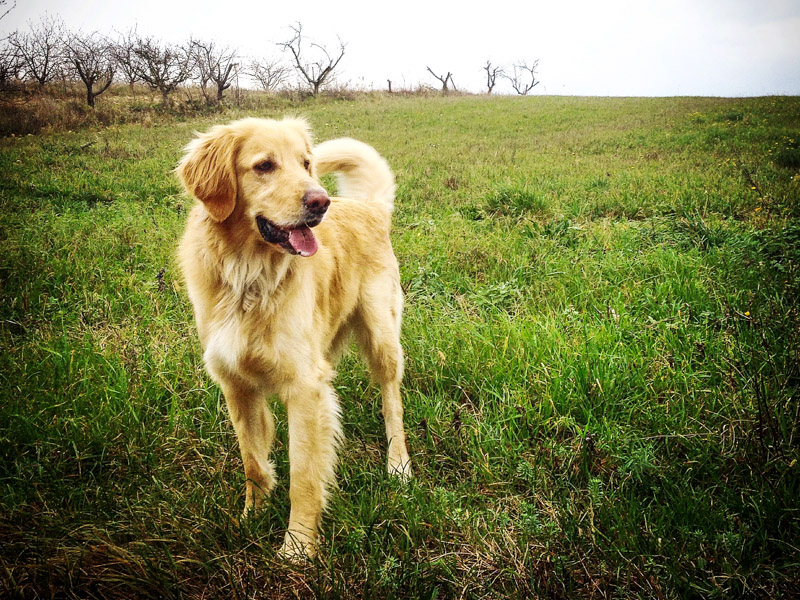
[1,94,799,598]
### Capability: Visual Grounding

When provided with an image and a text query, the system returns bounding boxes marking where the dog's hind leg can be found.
[219,378,277,515]
[377,372,412,480]
[355,279,412,480]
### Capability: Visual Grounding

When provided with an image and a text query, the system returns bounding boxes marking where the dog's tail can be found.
[314,138,396,212]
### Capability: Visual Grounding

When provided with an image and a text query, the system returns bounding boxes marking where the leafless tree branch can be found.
[130,35,194,104]
[0,0,16,22]
[505,60,540,95]
[483,60,504,95]
[0,36,23,90]
[247,56,289,92]
[111,28,141,93]
[191,39,238,105]
[426,66,456,94]
[8,14,65,87]
[278,23,345,96]
[64,30,115,106]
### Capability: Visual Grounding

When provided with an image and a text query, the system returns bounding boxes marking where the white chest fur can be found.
[200,249,315,388]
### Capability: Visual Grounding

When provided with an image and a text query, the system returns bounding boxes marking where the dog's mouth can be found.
[255,216,321,257]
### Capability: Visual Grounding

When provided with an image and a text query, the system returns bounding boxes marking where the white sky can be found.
[3,0,800,96]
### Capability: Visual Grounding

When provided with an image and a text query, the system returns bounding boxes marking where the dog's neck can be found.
[220,245,294,312]
[196,216,295,312]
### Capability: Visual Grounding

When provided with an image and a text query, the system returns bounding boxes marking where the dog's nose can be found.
[303,189,330,215]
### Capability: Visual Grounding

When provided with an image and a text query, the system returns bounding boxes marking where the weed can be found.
[485,182,549,217]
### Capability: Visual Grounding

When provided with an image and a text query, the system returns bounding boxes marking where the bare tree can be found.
[0,37,22,90]
[64,31,115,107]
[112,28,141,93]
[8,14,65,87]
[247,56,289,92]
[505,60,540,95]
[483,60,504,95]
[278,23,345,96]
[191,39,238,104]
[131,35,194,104]
[426,66,455,94]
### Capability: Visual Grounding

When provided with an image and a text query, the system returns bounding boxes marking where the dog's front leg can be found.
[279,381,341,560]
[218,378,277,514]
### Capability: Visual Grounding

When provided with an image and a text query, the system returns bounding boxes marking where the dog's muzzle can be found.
[255,189,330,257]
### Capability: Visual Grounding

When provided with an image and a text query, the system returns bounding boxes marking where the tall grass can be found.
[1,95,799,598]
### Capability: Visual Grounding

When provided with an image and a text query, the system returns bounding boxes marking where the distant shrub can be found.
[0,85,454,136]
[0,86,231,136]
[0,94,133,135]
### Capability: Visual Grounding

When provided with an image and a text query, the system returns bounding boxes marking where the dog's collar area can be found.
[256,215,319,257]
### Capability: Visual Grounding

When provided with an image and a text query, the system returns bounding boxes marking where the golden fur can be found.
[176,117,411,558]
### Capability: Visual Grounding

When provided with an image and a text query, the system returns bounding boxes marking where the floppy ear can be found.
[176,125,238,222]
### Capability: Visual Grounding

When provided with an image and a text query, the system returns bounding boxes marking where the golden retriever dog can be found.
[176,117,411,559]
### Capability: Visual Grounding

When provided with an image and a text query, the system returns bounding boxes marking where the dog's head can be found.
[176,117,330,257]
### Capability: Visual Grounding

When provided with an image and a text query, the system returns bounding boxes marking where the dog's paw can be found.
[241,475,275,519]
[278,530,317,563]
[388,457,413,481]
[241,503,261,520]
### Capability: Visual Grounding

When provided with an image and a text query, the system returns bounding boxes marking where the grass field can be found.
[1,94,799,598]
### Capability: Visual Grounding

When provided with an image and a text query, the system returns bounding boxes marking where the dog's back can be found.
[314,138,396,212]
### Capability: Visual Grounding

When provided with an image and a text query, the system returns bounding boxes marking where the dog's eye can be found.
[303,159,311,172]
[254,160,276,174]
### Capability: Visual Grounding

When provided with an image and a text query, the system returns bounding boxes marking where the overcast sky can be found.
[3,0,800,96]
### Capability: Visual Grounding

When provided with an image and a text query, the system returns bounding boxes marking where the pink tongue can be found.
[288,226,318,257]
